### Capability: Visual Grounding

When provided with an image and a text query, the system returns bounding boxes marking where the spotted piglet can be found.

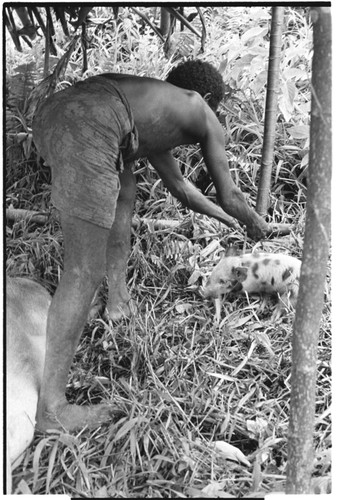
[203,252,302,322]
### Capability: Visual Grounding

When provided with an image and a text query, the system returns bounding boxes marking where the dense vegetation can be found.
[6,6,331,496]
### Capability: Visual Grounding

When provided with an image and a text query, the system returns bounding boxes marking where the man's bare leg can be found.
[36,213,113,432]
[106,164,136,321]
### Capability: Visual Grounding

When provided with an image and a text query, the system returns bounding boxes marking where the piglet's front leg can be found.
[272,282,299,321]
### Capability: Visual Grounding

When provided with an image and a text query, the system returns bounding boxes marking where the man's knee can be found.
[60,212,110,265]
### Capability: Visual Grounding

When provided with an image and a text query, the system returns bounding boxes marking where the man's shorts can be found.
[32,76,139,229]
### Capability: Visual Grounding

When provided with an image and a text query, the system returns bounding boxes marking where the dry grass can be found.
[6,6,331,497]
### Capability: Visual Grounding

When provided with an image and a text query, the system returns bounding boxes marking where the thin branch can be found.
[256,7,285,216]
[131,7,165,42]
[196,7,207,52]
[6,208,190,233]
[5,7,22,52]
[165,7,202,38]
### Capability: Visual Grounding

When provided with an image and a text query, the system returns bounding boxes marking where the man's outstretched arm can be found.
[198,108,270,240]
[148,151,241,230]
[148,149,290,240]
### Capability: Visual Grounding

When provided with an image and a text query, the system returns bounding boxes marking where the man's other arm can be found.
[148,150,240,229]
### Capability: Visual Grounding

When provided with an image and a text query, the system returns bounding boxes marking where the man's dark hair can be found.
[166,59,224,111]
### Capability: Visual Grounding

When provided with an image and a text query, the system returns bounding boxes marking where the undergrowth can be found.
[6,6,331,497]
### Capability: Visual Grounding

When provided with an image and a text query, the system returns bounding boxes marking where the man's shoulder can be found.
[90,74,205,110]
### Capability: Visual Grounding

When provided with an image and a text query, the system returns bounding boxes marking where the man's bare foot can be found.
[105,298,135,322]
[88,298,104,321]
[88,286,104,320]
[36,402,114,432]
[106,284,135,321]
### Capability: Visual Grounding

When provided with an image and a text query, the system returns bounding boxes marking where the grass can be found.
[6,6,331,497]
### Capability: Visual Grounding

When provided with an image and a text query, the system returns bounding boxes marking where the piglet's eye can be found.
[219,279,226,285]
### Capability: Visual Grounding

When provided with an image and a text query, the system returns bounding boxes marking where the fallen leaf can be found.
[311,476,331,494]
[202,481,235,498]
[246,417,268,439]
[175,303,192,314]
[94,486,108,498]
[214,441,251,467]
[228,315,254,328]
[206,372,236,382]
[188,269,202,285]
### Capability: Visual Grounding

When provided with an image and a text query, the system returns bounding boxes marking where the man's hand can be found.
[246,221,292,240]
[265,223,292,238]
[149,151,243,230]
[246,223,268,241]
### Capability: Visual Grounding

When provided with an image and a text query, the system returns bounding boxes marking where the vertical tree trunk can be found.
[256,7,284,216]
[286,6,331,494]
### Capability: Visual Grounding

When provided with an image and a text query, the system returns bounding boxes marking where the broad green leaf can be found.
[284,67,308,81]
[287,124,310,140]
[241,27,268,44]
[279,80,298,121]
[248,8,271,20]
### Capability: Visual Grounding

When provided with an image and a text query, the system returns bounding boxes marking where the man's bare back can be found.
[102,73,268,238]
[104,74,209,156]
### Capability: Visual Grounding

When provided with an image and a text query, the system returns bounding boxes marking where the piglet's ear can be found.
[233,266,248,282]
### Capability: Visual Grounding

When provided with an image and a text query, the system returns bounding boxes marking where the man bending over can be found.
[33,59,271,431]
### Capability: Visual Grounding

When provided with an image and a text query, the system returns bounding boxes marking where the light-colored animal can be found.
[6,277,51,492]
[203,252,301,321]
